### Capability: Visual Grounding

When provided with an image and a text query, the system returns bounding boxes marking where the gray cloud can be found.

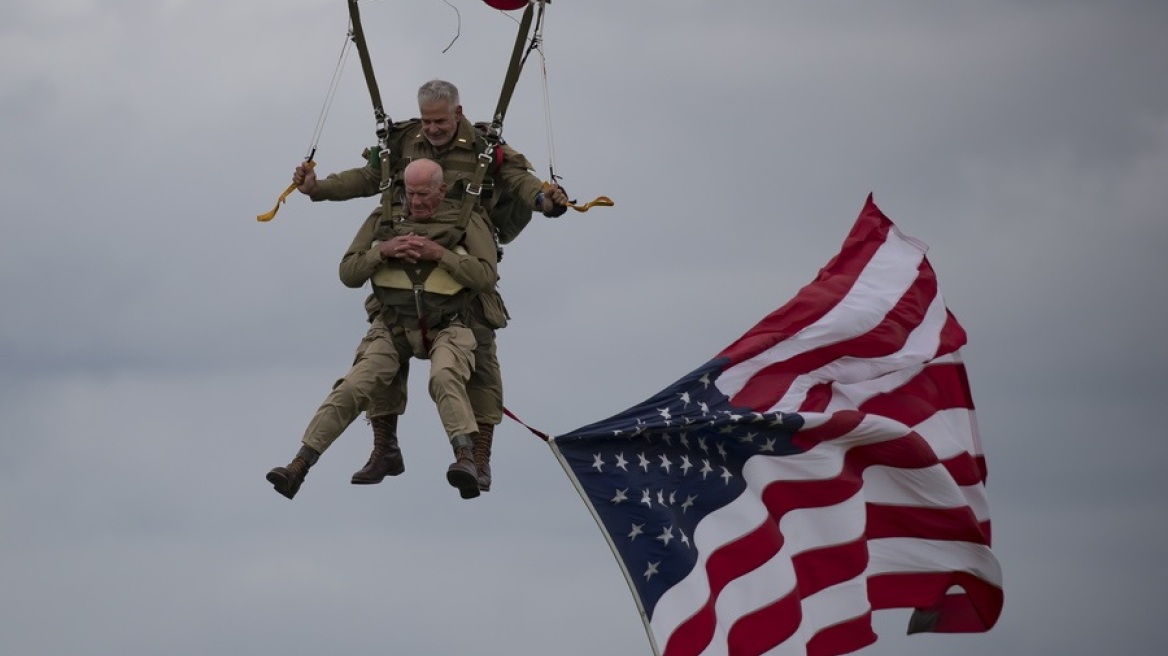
[2,1,1167,654]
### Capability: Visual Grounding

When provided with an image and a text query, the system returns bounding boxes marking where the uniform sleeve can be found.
[311,165,383,202]
[494,144,545,209]
[435,214,498,293]
[339,210,385,288]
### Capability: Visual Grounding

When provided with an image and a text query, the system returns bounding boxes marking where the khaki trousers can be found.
[422,322,478,439]
[370,325,502,426]
[301,319,477,454]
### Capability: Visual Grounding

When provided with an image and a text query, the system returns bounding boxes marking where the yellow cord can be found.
[542,180,614,214]
[257,160,316,223]
[567,195,615,212]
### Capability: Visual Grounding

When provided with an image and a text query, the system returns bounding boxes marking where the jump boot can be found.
[473,423,495,492]
[350,414,405,484]
[266,445,320,500]
[446,434,481,500]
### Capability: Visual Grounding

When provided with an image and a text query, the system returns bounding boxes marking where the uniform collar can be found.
[412,116,477,155]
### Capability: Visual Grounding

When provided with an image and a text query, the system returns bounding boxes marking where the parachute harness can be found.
[258,0,612,223]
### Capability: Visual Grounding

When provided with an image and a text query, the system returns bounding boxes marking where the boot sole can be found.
[350,463,405,485]
[350,477,383,485]
[447,469,481,499]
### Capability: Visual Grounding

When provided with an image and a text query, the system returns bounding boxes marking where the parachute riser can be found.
[347,0,393,146]
[490,2,540,141]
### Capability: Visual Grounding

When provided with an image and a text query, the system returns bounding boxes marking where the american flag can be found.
[549,196,1002,656]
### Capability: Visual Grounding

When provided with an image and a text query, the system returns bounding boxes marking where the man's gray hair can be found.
[417,79,460,110]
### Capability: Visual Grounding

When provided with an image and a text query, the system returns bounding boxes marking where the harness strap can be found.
[378,146,395,227]
[492,3,537,128]
[402,265,437,351]
[456,139,497,230]
[455,3,540,231]
[412,286,430,352]
[346,0,390,143]
[345,0,404,226]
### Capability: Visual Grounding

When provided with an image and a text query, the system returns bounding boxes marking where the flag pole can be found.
[547,437,663,656]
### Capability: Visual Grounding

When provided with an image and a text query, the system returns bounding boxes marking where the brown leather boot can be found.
[351,414,405,484]
[473,423,494,492]
[266,446,319,500]
[446,434,480,500]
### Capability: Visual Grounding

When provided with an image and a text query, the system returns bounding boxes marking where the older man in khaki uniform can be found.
[291,79,568,493]
[267,158,499,500]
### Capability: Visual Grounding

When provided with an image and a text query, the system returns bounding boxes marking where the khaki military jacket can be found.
[339,200,498,295]
[309,116,545,226]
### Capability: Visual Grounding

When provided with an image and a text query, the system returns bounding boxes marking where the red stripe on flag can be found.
[979,519,993,544]
[940,452,987,487]
[973,454,988,483]
[726,592,803,656]
[867,505,990,544]
[791,410,866,450]
[936,310,968,358]
[792,538,870,597]
[869,571,1003,632]
[806,613,878,656]
[717,195,893,367]
[661,600,715,656]
[847,433,943,470]
[664,520,787,656]
[730,261,940,411]
[800,381,835,412]
[664,469,867,655]
[858,362,973,425]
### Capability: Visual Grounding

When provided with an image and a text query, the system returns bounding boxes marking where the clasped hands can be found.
[379,233,440,264]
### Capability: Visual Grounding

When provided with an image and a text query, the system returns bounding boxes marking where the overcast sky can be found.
[2,1,1166,654]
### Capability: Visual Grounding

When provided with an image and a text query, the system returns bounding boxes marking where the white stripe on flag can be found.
[716,228,927,403]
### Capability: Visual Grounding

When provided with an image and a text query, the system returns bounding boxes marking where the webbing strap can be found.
[378,146,396,228]
[454,3,537,229]
[456,144,495,229]
[347,0,389,140]
[399,265,435,353]
[257,160,316,222]
[411,286,431,352]
[503,406,552,442]
[492,3,536,127]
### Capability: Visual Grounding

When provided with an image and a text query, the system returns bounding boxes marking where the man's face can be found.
[419,100,461,149]
[404,173,446,221]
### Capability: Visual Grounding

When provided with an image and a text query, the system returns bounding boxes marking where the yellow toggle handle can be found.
[542,180,614,214]
[567,196,615,212]
[257,160,316,222]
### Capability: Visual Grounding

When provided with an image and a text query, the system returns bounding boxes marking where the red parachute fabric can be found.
[483,0,528,10]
